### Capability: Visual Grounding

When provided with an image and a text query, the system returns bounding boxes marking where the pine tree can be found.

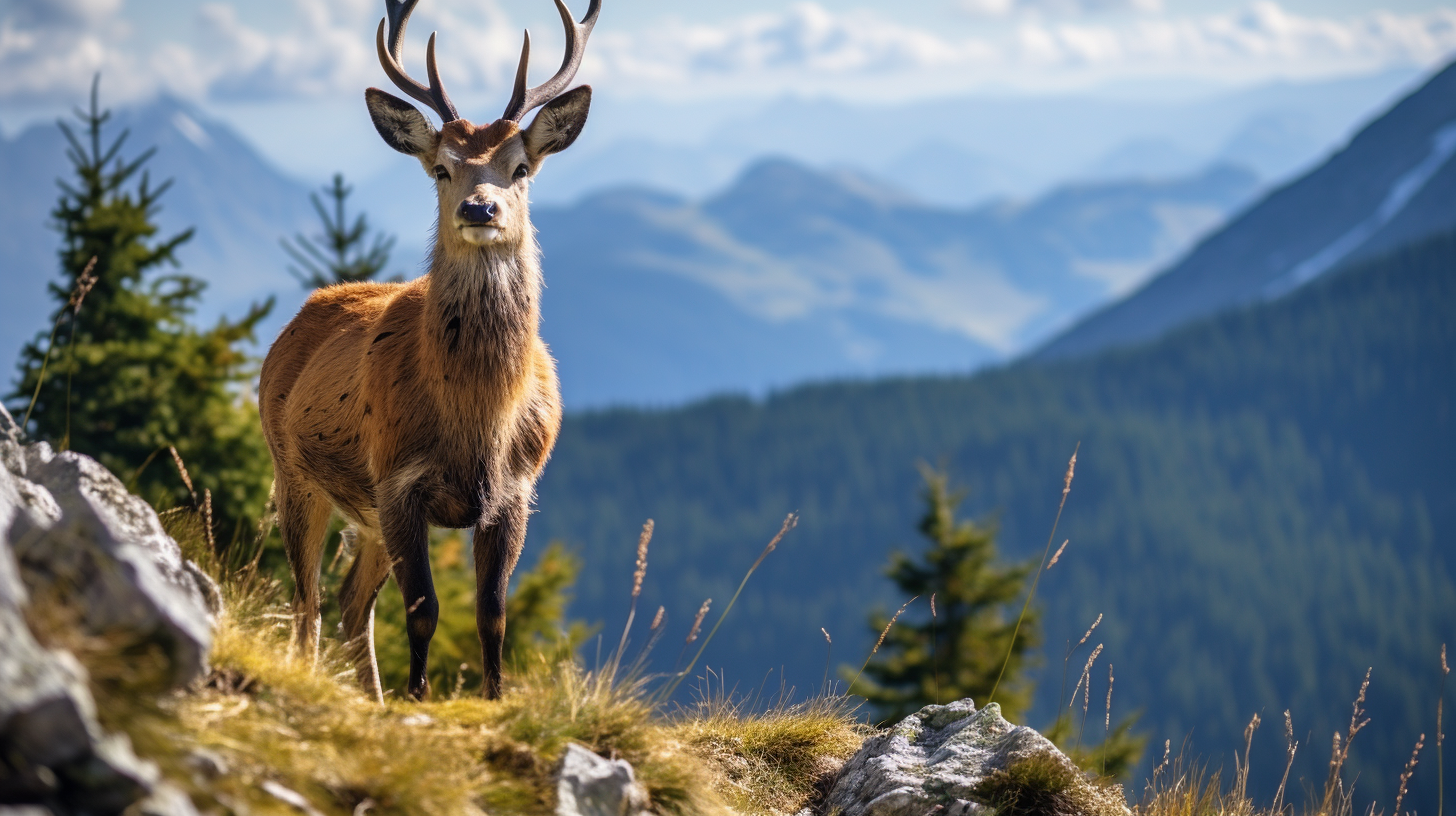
[281,173,396,288]
[8,77,274,542]
[849,465,1040,724]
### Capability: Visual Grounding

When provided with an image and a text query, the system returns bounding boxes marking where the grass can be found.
[43,504,861,816]
[29,461,1446,816]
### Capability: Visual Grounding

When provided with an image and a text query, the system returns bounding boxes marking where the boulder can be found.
[821,699,1129,816]
[0,405,215,689]
[0,506,157,812]
[0,404,214,814]
[555,743,651,816]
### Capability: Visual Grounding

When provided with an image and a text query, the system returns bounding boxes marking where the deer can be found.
[258,0,599,702]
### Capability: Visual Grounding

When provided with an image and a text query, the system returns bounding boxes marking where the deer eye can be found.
[433,165,450,182]
[513,163,529,181]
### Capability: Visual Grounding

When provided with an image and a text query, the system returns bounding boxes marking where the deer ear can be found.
[366,88,437,157]
[524,86,591,162]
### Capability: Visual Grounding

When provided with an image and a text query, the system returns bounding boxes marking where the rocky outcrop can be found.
[555,743,651,816]
[820,699,1129,816]
[0,405,210,815]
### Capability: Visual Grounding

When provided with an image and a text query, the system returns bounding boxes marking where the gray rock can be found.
[0,404,213,814]
[555,743,651,816]
[1,414,214,688]
[821,699,1129,816]
[0,557,157,813]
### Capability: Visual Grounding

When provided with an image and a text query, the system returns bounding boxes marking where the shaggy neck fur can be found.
[422,238,543,397]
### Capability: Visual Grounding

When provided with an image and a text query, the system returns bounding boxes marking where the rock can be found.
[1,404,214,689]
[0,535,158,813]
[0,403,216,814]
[555,743,651,816]
[821,699,1128,816]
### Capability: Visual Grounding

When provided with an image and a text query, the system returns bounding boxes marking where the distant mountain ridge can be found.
[1038,59,1456,360]
[536,159,1257,406]
[0,96,314,378]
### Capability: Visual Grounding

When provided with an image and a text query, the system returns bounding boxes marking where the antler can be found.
[376,0,460,123]
[501,0,601,122]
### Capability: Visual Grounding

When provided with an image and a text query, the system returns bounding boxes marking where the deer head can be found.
[364,0,599,251]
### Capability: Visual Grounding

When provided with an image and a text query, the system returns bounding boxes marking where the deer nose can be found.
[458,200,497,225]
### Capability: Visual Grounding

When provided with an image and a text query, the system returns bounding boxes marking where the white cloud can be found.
[589,2,1456,96]
[0,0,1454,105]
[961,0,1163,18]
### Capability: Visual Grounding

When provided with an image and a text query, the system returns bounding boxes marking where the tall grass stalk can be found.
[22,257,96,431]
[820,628,832,693]
[660,514,796,701]
[990,442,1078,706]
[1273,710,1297,815]
[612,519,653,671]
[1440,644,1449,816]
[1320,668,1372,816]
[1394,733,1425,816]
[846,595,917,698]
[931,593,940,705]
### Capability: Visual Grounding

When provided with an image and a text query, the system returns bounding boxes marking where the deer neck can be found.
[422,240,542,386]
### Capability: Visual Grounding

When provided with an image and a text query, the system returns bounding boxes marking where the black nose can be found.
[459,200,497,225]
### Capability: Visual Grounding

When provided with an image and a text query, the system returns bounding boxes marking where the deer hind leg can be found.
[473,493,529,700]
[338,521,392,703]
[277,476,333,667]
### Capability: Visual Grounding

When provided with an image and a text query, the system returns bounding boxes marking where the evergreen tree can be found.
[849,465,1040,724]
[281,173,396,288]
[8,77,274,542]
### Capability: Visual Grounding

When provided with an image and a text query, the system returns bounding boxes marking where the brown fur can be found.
[260,101,579,701]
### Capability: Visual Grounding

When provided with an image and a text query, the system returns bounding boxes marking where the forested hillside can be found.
[529,230,1455,813]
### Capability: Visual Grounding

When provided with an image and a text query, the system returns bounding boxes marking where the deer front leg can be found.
[380,486,436,701]
[473,495,528,700]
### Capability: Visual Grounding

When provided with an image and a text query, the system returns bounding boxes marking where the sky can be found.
[2,0,1455,180]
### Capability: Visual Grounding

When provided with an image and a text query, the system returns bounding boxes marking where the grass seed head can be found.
[632,519,653,600]
[1394,733,1425,816]
[1048,539,1068,568]
[687,599,711,644]
[1062,448,1078,497]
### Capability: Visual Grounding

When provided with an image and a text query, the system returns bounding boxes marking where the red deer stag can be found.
[259,0,599,701]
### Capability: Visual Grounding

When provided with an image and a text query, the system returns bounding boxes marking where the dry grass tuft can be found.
[975,751,1127,816]
[673,690,866,815]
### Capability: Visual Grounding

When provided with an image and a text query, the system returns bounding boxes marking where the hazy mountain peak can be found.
[1036,58,1456,361]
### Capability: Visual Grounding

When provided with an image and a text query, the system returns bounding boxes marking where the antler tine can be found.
[501,0,601,122]
[376,0,460,123]
[424,33,459,123]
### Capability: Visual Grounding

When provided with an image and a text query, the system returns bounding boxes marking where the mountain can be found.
[534,159,1258,407]
[1037,59,1456,360]
[520,69,1415,208]
[529,228,1455,814]
[0,99,1255,409]
[0,97,315,377]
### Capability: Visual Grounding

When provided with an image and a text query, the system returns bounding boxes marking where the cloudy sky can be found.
[2,0,1453,179]
[5,0,1455,105]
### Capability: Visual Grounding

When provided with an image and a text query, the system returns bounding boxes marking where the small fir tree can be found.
[281,173,396,288]
[9,77,274,542]
[849,465,1040,724]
